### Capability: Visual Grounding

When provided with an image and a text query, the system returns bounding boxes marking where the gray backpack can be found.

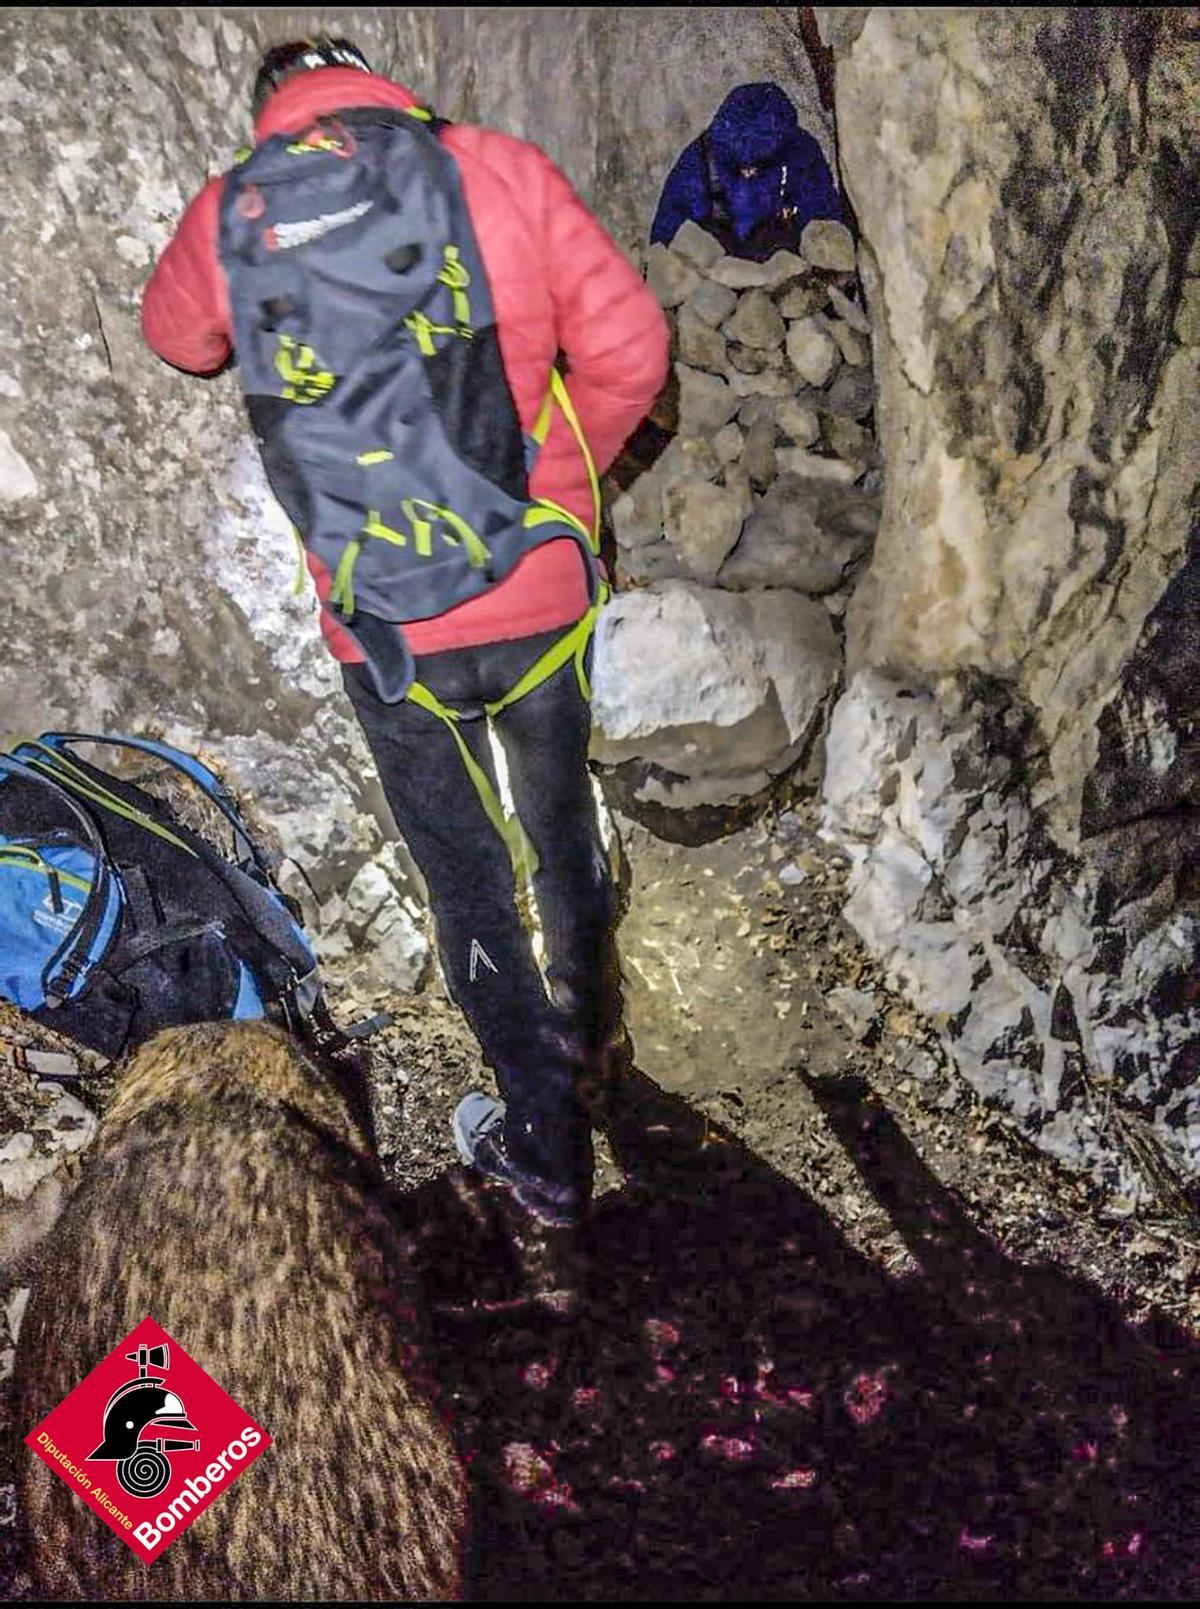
[218,106,601,701]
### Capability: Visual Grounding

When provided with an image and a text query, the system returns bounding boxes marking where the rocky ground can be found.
[1,796,1197,1598]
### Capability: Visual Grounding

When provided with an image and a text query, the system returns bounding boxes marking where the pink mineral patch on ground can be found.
[959,1529,995,1553]
[845,1368,892,1425]
[522,1360,555,1390]
[502,1442,557,1495]
[572,1386,601,1410]
[700,1433,756,1462]
[650,1440,676,1463]
[644,1317,681,1351]
[771,1468,818,1491]
[1103,1533,1146,1559]
[535,1485,581,1515]
[607,1477,646,1496]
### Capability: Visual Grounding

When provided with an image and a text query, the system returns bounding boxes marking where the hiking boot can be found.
[452,1093,583,1229]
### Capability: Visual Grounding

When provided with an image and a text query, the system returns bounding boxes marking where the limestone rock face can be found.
[592,582,840,806]
[819,7,1199,1193]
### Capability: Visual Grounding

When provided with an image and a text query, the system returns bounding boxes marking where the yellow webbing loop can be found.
[329,538,362,617]
[546,368,601,552]
[404,683,540,882]
[361,362,608,882]
[485,594,605,717]
[523,500,590,542]
[437,245,472,329]
[531,368,601,551]
[403,592,609,882]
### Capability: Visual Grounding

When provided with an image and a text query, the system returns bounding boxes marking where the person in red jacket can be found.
[143,37,669,1250]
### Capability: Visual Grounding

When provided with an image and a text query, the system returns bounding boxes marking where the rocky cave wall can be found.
[817,7,1198,1200]
[0,6,829,997]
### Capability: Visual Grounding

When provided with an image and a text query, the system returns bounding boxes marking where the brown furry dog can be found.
[13,1021,465,1601]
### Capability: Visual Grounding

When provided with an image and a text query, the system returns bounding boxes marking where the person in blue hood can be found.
[651,82,842,260]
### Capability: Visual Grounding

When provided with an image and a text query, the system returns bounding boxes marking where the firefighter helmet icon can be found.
[89,1342,200,1498]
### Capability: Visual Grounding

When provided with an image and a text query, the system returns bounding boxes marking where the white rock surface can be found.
[822,8,1199,1188]
[0,430,37,502]
[645,243,701,308]
[669,218,725,272]
[786,318,840,386]
[800,218,857,272]
[662,479,746,584]
[592,582,839,798]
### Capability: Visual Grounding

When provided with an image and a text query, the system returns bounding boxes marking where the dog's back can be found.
[14,1020,465,1601]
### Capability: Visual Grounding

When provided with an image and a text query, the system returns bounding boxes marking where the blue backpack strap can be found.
[37,733,273,880]
[0,751,116,1005]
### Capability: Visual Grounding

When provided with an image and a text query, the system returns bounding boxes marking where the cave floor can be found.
[1,799,1197,1598]
[365,797,1199,1602]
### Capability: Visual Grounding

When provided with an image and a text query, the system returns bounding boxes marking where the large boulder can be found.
[592,582,840,806]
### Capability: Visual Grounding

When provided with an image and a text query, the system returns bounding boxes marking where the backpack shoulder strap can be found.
[37,734,272,880]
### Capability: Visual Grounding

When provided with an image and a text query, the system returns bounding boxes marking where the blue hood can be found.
[708,83,801,243]
[650,80,843,253]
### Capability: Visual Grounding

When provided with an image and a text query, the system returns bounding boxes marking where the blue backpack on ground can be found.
[0,733,323,1062]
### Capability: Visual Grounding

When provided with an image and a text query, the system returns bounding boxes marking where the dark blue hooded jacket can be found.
[651,83,842,259]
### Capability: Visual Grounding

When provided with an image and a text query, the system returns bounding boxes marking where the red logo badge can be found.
[25,1315,271,1563]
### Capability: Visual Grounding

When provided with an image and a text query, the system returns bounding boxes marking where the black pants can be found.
[342,627,618,1202]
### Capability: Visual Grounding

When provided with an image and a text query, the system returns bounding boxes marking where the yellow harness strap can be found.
[486,589,607,715]
[404,682,541,882]
[404,586,608,883]
[531,368,602,552]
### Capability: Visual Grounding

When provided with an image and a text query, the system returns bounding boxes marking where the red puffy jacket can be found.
[142,68,669,660]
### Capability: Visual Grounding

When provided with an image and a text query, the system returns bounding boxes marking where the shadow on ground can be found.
[401,1064,1199,1602]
